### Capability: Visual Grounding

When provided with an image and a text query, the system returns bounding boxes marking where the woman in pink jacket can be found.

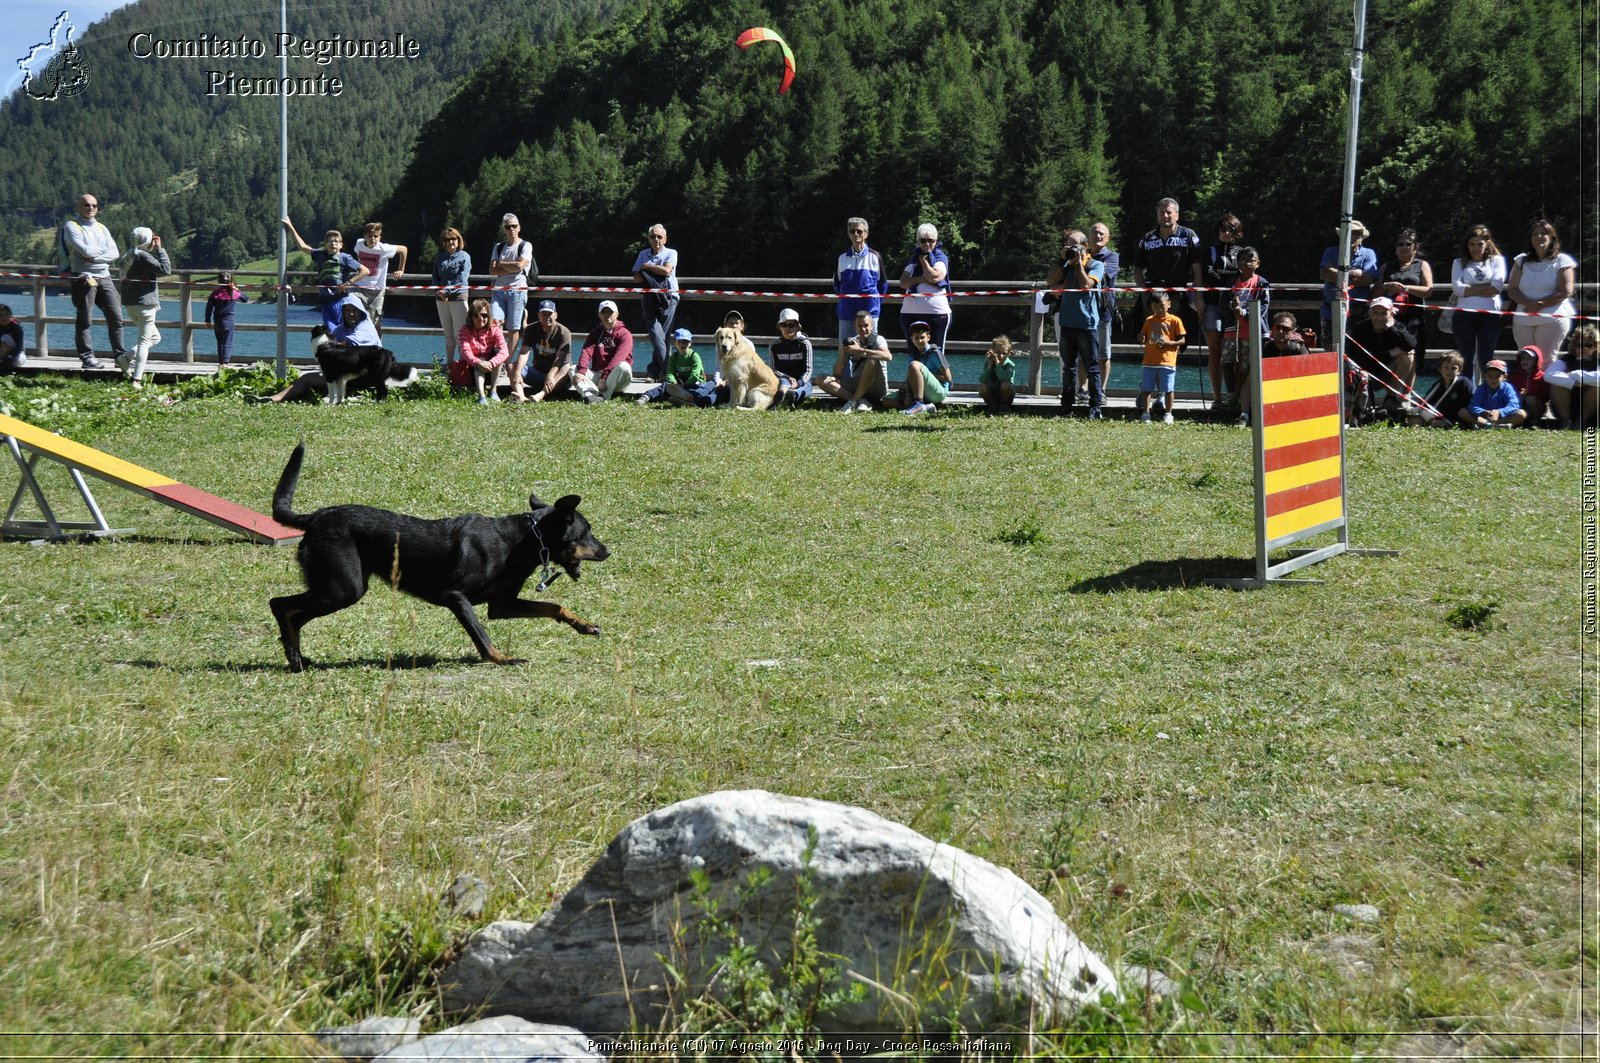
[457,297,511,404]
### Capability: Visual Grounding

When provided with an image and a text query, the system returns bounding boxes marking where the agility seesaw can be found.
[1,412,301,545]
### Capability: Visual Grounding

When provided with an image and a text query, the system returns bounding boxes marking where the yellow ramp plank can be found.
[0,414,175,490]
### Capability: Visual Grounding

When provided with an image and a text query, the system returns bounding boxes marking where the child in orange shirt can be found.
[1138,288,1186,423]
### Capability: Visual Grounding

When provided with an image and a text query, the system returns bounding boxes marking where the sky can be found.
[3,1,129,98]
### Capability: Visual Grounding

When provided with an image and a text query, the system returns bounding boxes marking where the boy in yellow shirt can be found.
[1139,288,1186,423]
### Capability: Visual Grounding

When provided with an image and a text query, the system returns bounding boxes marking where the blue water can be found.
[24,291,1238,391]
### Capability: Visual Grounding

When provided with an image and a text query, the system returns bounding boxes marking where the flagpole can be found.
[1332,0,1367,362]
[275,0,288,381]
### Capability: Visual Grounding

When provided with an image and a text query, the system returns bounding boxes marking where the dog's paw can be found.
[576,622,601,636]
[489,655,527,666]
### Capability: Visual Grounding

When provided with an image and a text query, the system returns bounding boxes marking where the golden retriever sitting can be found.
[714,326,780,409]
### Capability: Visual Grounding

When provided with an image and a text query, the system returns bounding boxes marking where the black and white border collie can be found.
[308,326,419,403]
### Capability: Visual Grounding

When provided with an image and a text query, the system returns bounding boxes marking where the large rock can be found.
[371,1016,599,1062]
[440,790,1116,1035]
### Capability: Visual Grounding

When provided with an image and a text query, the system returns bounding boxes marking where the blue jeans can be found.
[1060,327,1102,409]
[642,296,678,378]
[1452,310,1502,380]
[213,319,235,364]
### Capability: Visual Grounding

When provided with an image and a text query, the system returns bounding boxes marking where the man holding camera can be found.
[1047,228,1106,418]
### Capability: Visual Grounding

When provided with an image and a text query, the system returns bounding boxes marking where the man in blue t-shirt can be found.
[1319,219,1378,343]
[1048,228,1106,418]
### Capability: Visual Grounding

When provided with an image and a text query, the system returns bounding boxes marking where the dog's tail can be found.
[272,442,312,528]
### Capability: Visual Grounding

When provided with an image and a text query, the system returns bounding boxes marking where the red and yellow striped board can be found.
[1,413,301,545]
[1257,351,1345,546]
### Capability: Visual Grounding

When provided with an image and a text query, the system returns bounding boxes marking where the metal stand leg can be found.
[3,436,129,542]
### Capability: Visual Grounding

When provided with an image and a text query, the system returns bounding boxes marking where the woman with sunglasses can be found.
[1506,218,1577,360]
[1376,228,1432,389]
[898,223,951,352]
[432,227,472,377]
[456,297,511,404]
[1202,213,1244,409]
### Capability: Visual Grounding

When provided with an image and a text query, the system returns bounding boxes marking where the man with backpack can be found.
[60,192,127,370]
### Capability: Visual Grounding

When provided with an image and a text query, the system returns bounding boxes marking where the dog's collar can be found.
[527,510,561,592]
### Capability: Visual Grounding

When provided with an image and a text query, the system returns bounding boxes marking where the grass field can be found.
[0,374,1590,1059]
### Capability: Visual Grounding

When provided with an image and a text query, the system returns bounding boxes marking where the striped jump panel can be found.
[1257,352,1344,544]
[1,413,301,545]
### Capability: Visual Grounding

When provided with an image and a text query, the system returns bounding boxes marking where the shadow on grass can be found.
[861,420,983,434]
[125,654,470,672]
[1070,556,1255,592]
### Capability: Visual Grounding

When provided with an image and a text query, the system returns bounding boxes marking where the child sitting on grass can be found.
[978,335,1016,413]
[638,328,718,406]
[1138,288,1185,423]
[885,319,953,415]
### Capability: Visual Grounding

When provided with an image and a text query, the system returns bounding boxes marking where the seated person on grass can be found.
[1234,310,1308,426]
[1407,351,1473,428]
[978,335,1016,413]
[1138,288,1185,424]
[885,319,954,414]
[519,301,576,402]
[1507,344,1549,427]
[0,304,25,372]
[575,300,635,404]
[1458,358,1525,429]
[638,328,719,406]
[769,307,814,409]
[457,297,511,404]
[1547,325,1600,429]
[818,308,891,412]
[1344,296,1416,414]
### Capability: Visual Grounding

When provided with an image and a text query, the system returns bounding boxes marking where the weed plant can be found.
[0,382,1588,1059]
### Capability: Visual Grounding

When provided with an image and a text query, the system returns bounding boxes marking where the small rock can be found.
[1120,964,1181,1000]
[1333,903,1381,924]
[745,658,782,668]
[440,873,489,920]
[315,1016,420,1061]
[372,1017,599,1062]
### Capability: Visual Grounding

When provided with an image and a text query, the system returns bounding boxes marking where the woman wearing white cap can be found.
[575,300,635,403]
[768,307,814,408]
[117,226,171,387]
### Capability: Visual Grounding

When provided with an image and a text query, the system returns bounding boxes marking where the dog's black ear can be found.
[554,494,582,512]
[528,492,546,512]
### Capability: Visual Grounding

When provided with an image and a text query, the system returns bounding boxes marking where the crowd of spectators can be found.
[30,190,1593,428]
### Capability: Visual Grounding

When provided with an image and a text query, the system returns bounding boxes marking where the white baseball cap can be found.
[777,308,800,324]
[598,300,619,314]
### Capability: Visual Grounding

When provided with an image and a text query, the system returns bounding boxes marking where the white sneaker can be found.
[1162,412,1174,424]
[1139,412,1152,423]
[115,352,130,375]
[855,400,873,412]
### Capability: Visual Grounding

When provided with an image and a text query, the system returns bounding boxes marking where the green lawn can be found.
[0,376,1588,1058]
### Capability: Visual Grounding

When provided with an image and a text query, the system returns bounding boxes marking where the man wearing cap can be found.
[1344,296,1417,417]
[575,300,634,404]
[833,217,888,355]
[768,308,814,408]
[1319,220,1378,342]
[638,328,718,406]
[517,300,575,402]
[61,191,126,370]
[490,214,536,371]
[1459,358,1526,428]
[632,223,679,380]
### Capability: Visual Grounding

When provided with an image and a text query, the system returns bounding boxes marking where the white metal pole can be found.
[1332,0,1367,362]
[275,0,288,381]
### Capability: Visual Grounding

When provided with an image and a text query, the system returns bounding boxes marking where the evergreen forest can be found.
[1,0,1593,290]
